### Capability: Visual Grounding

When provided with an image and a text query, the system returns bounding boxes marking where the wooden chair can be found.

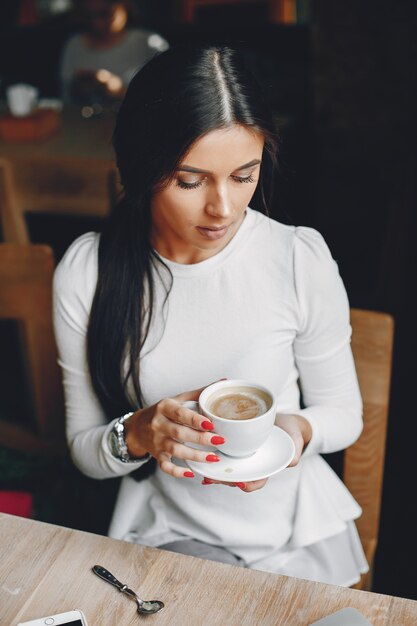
[0,158,30,244]
[347,308,394,590]
[177,0,294,24]
[0,243,65,455]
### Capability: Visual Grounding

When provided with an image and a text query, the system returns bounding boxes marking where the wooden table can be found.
[1,513,416,625]
[0,106,119,218]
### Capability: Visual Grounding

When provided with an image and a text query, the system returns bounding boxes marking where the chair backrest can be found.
[0,158,30,244]
[345,308,394,584]
[0,243,65,453]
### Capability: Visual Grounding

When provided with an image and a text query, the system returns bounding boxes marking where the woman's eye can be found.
[231,174,256,184]
[176,178,204,190]
[176,173,256,189]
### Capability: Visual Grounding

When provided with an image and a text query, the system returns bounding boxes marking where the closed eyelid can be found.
[232,165,259,177]
[179,168,257,181]
[175,177,205,190]
[178,175,203,182]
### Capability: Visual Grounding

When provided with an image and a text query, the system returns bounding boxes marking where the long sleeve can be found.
[53,233,149,479]
[292,227,363,456]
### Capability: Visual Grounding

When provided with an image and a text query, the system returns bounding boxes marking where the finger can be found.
[159,399,219,434]
[158,417,225,449]
[158,452,195,479]
[160,437,222,464]
[288,452,301,467]
[201,477,236,487]
[238,478,268,492]
[287,435,304,467]
[200,478,269,491]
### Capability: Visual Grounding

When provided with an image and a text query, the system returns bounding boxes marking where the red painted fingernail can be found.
[202,477,214,484]
[183,471,195,478]
[206,454,220,462]
[235,482,246,489]
[210,436,225,445]
[202,420,214,431]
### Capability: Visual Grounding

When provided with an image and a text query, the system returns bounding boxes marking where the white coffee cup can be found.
[191,379,277,457]
[6,83,39,117]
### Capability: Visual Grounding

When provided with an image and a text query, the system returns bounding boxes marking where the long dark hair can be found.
[87,45,277,423]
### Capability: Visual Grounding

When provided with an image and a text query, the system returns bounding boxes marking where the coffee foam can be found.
[207,387,271,420]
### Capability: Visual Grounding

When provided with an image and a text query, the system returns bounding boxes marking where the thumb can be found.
[175,378,227,403]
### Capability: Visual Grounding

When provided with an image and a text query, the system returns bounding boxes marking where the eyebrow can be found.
[177,159,261,174]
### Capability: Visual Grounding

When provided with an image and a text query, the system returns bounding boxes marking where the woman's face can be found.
[151,124,264,264]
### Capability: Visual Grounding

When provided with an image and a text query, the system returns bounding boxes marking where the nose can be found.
[205,184,232,219]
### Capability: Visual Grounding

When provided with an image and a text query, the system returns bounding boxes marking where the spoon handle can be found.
[92,564,137,600]
[93,565,125,589]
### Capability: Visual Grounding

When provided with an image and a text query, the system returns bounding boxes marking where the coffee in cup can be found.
[207,386,272,420]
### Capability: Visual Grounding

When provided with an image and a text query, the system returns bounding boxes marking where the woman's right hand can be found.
[123,385,226,478]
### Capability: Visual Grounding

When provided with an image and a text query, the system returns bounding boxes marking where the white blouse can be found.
[53,208,368,585]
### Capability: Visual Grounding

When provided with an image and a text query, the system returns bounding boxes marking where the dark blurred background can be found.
[0,0,416,601]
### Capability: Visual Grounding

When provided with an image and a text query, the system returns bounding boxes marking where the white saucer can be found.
[185,426,295,482]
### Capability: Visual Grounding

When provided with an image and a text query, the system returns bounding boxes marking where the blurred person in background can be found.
[60,0,169,106]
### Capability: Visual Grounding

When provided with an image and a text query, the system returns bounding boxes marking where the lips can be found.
[196,225,230,240]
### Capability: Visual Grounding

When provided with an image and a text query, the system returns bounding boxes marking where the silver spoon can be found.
[92,564,164,616]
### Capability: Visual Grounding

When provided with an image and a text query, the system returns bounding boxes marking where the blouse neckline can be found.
[154,208,258,278]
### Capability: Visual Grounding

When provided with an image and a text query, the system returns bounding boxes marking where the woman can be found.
[53,45,368,584]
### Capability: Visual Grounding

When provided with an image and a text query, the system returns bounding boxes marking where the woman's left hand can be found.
[201,413,312,492]
[275,413,312,467]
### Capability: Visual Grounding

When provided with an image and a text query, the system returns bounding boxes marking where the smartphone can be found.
[17,609,88,626]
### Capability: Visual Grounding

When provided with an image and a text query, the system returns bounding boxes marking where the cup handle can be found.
[182,400,200,412]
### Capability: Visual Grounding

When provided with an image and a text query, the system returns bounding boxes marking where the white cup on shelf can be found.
[6,83,39,117]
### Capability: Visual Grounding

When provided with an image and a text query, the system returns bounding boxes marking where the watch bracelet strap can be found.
[110,411,151,464]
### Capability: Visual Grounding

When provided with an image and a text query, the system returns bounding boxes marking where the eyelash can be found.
[176,174,255,190]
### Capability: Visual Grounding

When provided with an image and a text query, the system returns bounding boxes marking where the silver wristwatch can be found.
[108,412,135,462]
